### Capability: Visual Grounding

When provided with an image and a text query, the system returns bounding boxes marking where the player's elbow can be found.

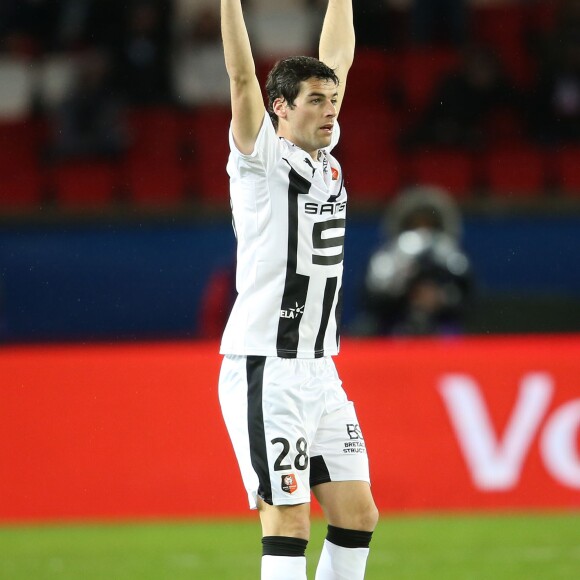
[320,52,354,78]
[228,75,254,96]
[320,40,355,70]
[225,59,256,86]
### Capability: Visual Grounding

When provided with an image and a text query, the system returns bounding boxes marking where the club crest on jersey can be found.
[280,302,305,319]
[281,474,298,494]
[331,167,339,180]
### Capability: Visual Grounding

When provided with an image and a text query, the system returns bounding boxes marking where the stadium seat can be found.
[406,149,475,199]
[124,160,185,206]
[0,119,44,209]
[122,107,185,205]
[484,109,527,146]
[51,160,119,208]
[483,144,547,197]
[472,4,531,85]
[0,172,43,210]
[335,108,402,199]
[183,106,231,204]
[339,103,403,146]
[399,48,460,114]
[554,146,580,196]
[345,49,398,105]
[340,148,401,202]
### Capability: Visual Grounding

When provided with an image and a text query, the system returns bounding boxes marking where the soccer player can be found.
[218,1,379,579]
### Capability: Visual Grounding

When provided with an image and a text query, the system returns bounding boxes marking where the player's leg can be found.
[258,500,310,580]
[312,481,378,580]
[219,355,316,580]
[308,359,378,579]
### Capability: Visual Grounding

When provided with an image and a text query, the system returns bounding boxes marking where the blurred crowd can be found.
[0,0,579,151]
[1,1,579,340]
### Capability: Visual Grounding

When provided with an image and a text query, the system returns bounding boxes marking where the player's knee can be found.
[359,502,379,532]
[346,499,379,532]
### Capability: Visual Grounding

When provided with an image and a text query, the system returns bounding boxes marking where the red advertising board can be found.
[0,336,578,522]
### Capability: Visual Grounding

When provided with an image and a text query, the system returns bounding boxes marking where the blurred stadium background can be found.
[1,0,580,340]
[1,0,579,578]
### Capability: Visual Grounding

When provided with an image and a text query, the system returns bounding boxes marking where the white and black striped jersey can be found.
[220,112,347,359]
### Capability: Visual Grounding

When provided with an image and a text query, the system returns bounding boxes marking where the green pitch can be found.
[1,513,578,579]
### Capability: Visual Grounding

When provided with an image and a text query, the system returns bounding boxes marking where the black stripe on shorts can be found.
[310,454,332,487]
[246,355,272,504]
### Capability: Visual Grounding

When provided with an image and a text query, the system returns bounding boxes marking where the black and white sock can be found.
[261,535,308,580]
[315,525,373,580]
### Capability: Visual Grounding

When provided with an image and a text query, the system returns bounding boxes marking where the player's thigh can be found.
[219,355,255,486]
[312,480,378,532]
[309,391,370,488]
[220,355,321,508]
[259,358,322,506]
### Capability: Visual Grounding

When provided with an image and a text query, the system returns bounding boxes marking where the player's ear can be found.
[273,97,287,119]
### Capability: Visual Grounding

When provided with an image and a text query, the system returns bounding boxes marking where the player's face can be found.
[277,78,338,159]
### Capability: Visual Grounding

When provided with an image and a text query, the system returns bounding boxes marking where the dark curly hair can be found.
[265,56,339,129]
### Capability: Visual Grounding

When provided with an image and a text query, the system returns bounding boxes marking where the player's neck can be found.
[277,130,319,160]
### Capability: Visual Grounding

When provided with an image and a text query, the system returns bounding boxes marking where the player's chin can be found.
[317,133,333,148]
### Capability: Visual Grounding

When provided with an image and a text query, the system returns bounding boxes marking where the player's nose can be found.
[325,100,337,117]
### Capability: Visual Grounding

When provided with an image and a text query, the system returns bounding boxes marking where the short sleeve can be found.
[228,112,280,174]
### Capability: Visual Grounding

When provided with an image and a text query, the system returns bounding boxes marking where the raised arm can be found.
[221,0,265,154]
[318,0,355,117]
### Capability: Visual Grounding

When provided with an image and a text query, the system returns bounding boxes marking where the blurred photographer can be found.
[353,186,474,337]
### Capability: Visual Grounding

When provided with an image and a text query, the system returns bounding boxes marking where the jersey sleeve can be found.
[228,111,280,174]
[226,112,279,229]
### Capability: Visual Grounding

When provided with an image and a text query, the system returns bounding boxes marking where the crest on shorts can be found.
[281,474,298,494]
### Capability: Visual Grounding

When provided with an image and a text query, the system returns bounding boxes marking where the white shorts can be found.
[218,355,370,509]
